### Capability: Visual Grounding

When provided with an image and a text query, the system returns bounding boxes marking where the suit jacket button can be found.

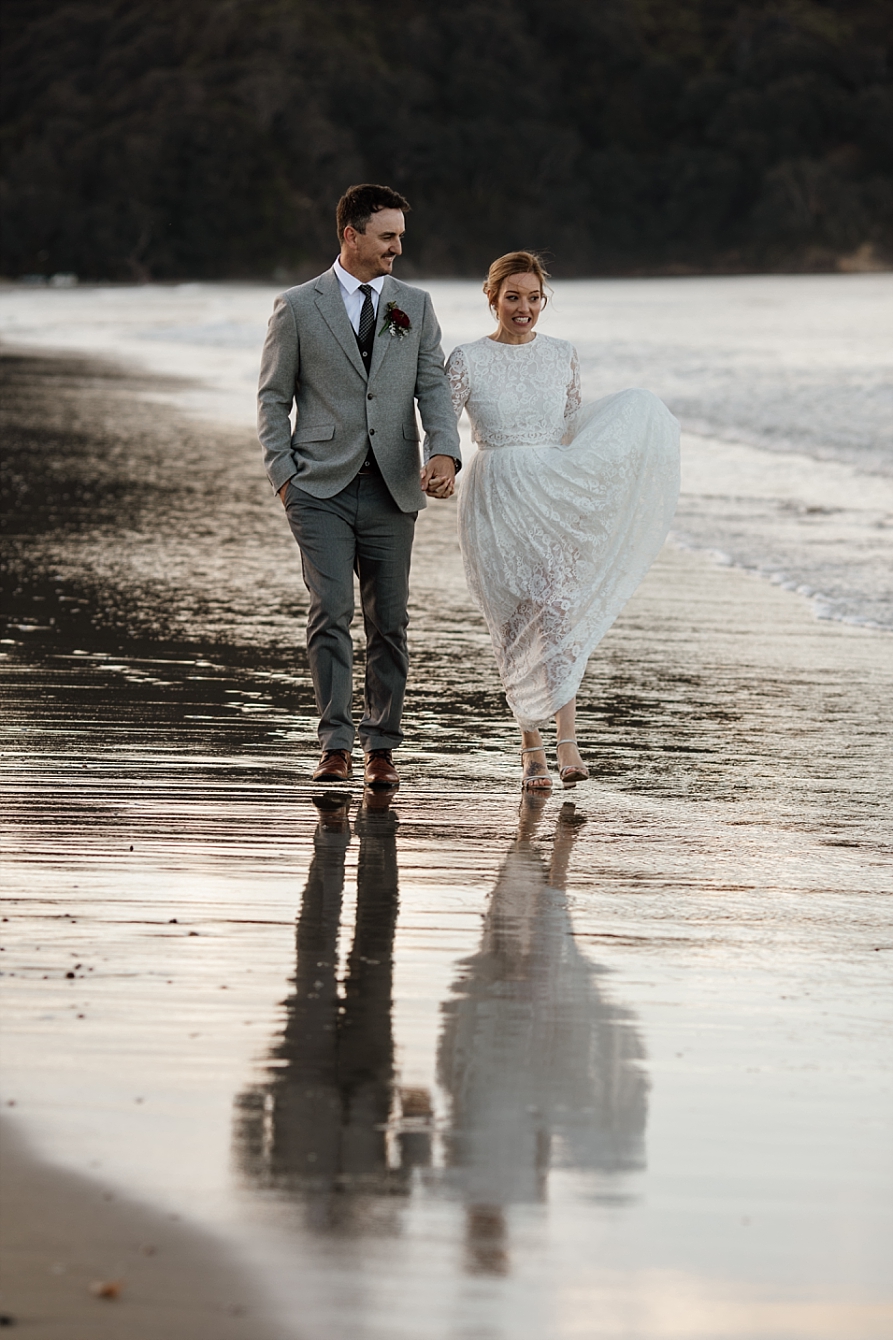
[369,428,375,435]
[367,393,373,400]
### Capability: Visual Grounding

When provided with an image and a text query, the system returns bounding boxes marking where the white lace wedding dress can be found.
[446,334,680,727]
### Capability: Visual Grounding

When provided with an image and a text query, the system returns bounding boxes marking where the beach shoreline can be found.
[2,346,891,1339]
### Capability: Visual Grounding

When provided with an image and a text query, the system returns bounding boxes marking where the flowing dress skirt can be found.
[458,388,680,728]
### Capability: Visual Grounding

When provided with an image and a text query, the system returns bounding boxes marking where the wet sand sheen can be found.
[1,350,891,1338]
[0,1119,287,1338]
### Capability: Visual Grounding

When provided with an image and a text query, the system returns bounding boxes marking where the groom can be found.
[258,184,461,788]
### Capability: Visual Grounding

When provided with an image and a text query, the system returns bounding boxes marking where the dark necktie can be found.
[358,284,375,344]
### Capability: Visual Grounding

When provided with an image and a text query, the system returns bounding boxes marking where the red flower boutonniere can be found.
[380,301,412,338]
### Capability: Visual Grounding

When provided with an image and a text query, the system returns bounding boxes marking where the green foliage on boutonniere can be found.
[380,301,412,338]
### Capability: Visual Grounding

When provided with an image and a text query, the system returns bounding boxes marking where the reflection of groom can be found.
[234,794,421,1219]
[258,184,461,788]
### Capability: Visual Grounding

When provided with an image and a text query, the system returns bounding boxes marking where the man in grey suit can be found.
[258,184,461,788]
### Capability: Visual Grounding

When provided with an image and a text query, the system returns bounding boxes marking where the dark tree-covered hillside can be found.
[2,0,891,279]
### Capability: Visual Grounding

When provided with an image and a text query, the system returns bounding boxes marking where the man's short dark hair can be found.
[336,184,411,242]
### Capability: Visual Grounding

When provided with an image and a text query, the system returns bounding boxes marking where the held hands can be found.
[280,458,456,502]
[420,455,456,499]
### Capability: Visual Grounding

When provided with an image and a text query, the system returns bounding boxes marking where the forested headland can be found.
[2,0,891,280]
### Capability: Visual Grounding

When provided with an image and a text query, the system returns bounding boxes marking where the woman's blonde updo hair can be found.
[483,250,551,310]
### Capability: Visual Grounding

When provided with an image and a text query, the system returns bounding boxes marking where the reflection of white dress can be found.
[437,842,648,1208]
[447,335,680,727]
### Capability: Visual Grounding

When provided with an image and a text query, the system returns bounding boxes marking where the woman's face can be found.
[492,272,544,342]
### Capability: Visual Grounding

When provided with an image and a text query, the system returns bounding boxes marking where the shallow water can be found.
[1,273,892,628]
[2,594,891,1338]
[1,319,892,1337]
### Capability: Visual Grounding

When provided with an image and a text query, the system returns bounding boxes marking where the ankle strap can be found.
[556,738,577,746]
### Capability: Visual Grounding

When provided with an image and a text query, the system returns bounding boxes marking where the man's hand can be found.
[278,478,292,503]
[420,455,456,499]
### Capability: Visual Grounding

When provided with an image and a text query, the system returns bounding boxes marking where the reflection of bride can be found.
[437,795,648,1275]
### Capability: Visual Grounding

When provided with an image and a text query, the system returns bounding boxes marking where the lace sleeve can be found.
[565,346,582,421]
[445,345,470,420]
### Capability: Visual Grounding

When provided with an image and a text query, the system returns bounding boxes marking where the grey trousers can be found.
[284,474,417,753]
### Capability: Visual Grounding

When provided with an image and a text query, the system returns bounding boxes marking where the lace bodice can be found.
[446,335,581,450]
[454,365,681,726]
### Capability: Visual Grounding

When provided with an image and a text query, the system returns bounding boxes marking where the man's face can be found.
[341,209,405,280]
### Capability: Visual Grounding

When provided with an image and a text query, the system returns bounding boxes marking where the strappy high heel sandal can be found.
[556,738,589,787]
[521,746,553,791]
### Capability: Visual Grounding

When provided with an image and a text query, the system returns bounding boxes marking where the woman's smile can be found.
[488,271,544,344]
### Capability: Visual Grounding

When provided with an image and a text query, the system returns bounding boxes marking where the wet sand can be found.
[0,1119,286,1338]
[2,348,892,1339]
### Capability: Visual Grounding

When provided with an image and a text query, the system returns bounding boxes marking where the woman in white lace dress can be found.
[446,252,680,790]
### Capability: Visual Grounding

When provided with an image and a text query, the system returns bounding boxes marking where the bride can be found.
[446,251,680,790]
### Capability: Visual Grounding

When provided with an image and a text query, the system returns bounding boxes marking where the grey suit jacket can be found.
[257,269,461,513]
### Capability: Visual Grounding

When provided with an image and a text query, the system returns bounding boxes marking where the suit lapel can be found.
[368,276,396,384]
[313,269,367,381]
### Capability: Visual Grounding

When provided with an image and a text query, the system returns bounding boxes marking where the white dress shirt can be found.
[333,259,385,334]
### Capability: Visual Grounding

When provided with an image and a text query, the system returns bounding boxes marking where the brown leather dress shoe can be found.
[364,748,399,788]
[312,749,352,782]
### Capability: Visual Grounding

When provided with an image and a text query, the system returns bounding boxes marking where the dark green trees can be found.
[2,0,890,279]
